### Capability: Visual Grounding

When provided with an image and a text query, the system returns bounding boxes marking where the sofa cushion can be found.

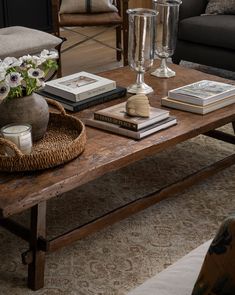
[178,15,235,50]
[205,0,235,15]
[60,0,118,14]
[127,240,211,295]
[0,26,62,59]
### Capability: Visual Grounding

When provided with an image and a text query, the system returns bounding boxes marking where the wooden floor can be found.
[60,27,123,76]
[59,1,153,75]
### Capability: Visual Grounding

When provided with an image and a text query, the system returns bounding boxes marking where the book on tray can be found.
[161,96,235,115]
[168,80,235,106]
[85,116,177,139]
[43,71,116,102]
[38,86,127,112]
[94,102,170,131]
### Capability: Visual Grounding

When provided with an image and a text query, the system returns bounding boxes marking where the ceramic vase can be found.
[0,92,49,141]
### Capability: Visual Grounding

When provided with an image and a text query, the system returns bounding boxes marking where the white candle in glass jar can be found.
[1,124,32,155]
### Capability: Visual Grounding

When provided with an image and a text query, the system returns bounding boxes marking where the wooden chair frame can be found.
[51,0,129,68]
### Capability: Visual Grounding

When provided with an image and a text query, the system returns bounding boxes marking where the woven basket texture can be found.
[0,111,86,172]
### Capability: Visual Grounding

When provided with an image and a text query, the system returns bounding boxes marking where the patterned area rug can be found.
[0,120,234,294]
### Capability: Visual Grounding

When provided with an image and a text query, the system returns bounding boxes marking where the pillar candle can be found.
[1,124,32,155]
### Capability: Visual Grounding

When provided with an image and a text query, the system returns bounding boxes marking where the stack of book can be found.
[38,71,126,112]
[161,80,235,114]
[85,102,177,139]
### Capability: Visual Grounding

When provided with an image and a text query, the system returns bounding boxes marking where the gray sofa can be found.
[172,0,235,71]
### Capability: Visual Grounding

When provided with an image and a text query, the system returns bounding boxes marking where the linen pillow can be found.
[60,0,118,14]
[191,214,235,295]
[205,0,235,15]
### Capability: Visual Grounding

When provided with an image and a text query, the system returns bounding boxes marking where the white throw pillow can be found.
[60,0,118,14]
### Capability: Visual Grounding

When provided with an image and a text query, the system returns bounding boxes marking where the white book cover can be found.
[168,80,235,106]
[44,71,116,102]
[86,116,177,139]
[161,96,235,115]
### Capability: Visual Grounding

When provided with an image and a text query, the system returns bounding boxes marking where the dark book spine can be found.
[94,113,138,131]
[73,88,127,111]
[37,87,127,112]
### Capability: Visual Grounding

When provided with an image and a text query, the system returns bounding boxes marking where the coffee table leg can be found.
[28,201,47,290]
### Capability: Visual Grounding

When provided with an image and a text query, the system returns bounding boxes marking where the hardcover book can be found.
[37,87,127,112]
[168,80,235,106]
[94,102,169,131]
[161,96,235,115]
[86,116,177,139]
[43,71,116,102]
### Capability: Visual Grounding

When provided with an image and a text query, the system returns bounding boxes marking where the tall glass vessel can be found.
[151,0,181,78]
[127,8,158,94]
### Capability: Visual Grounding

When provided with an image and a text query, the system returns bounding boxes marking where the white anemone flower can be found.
[40,49,49,57]
[20,55,36,67]
[0,82,10,100]
[50,51,58,59]
[5,72,23,87]
[3,57,15,66]
[28,55,43,67]
[28,68,44,79]
[0,61,10,71]
[33,56,41,66]
[18,58,28,70]
[21,55,33,62]
[3,57,20,67]
[40,49,58,60]
[11,59,22,67]
[0,69,6,81]
[32,55,46,66]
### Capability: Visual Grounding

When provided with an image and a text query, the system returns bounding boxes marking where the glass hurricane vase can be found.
[127,8,158,94]
[151,0,182,78]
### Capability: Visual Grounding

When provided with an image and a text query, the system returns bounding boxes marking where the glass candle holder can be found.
[1,123,32,155]
[151,0,182,78]
[127,8,158,94]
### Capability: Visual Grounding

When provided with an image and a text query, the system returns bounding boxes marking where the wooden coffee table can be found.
[0,62,235,290]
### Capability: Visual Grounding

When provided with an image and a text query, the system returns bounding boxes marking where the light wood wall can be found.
[129,0,152,8]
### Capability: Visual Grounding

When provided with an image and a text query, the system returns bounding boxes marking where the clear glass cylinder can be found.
[127,8,158,94]
[1,123,32,155]
[151,0,182,78]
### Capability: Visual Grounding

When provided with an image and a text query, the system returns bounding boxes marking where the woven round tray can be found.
[0,98,86,172]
